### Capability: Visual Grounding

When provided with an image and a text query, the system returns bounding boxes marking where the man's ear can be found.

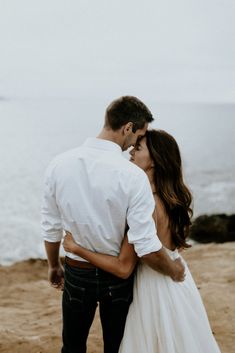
[123,122,133,136]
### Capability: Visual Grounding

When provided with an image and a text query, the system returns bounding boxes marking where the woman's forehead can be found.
[137,136,147,145]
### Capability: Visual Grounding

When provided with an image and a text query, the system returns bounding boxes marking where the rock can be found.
[189,214,235,243]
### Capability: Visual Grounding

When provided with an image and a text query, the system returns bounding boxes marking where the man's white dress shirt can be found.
[41,137,162,260]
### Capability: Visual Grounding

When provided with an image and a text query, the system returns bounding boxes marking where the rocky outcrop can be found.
[189,214,235,243]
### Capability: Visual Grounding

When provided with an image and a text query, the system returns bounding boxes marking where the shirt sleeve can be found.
[41,162,63,242]
[127,170,162,257]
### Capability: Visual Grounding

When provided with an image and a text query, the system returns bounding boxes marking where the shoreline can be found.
[0,242,234,353]
[2,213,235,267]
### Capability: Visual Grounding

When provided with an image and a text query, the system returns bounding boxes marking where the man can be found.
[41,96,185,353]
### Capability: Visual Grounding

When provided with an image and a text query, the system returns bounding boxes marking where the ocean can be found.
[0,98,235,265]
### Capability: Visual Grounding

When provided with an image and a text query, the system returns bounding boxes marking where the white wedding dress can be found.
[119,248,221,353]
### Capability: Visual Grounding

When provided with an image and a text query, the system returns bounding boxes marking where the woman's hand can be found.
[63,231,77,253]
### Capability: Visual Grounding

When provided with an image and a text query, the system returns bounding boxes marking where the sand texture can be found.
[0,242,234,353]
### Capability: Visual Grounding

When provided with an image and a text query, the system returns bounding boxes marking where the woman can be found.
[63,129,221,353]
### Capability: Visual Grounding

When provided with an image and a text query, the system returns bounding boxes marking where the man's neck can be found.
[97,128,123,149]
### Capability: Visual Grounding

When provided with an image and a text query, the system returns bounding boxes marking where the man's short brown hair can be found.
[104,96,154,131]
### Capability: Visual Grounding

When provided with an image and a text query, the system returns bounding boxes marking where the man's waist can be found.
[65,247,119,261]
[65,256,96,269]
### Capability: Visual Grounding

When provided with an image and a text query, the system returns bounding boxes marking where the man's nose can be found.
[129,147,135,156]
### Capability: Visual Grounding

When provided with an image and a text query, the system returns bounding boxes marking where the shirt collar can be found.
[83,137,122,154]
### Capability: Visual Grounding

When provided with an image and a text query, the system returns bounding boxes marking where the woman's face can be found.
[129,137,154,172]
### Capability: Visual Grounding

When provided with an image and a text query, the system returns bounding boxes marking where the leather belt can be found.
[65,256,96,269]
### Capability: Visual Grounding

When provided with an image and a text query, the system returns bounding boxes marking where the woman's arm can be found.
[63,232,137,279]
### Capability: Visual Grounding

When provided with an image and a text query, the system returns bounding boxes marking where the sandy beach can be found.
[0,242,234,353]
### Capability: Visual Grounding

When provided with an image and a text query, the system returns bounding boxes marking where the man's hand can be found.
[142,248,186,282]
[171,257,185,282]
[48,264,64,290]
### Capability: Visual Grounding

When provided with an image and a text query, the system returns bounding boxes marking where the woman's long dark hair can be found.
[144,129,193,249]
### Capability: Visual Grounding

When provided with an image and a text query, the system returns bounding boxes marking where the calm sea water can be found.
[0,99,235,265]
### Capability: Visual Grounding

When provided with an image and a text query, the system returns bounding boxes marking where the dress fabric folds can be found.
[119,249,221,353]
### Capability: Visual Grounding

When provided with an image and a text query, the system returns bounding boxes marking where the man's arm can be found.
[127,170,185,281]
[141,248,185,282]
[44,241,64,289]
[41,163,64,289]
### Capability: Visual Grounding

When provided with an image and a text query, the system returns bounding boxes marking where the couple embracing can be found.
[41,96,221,353]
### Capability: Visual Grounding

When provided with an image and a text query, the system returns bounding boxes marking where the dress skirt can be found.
[119,249,221,353]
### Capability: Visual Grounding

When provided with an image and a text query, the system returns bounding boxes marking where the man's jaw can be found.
[122,143,133,152]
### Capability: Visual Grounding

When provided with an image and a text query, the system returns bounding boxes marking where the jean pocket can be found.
[63,278,86,311]
[108,280,133,304]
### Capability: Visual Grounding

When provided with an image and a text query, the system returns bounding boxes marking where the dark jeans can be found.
[61,263,134,353]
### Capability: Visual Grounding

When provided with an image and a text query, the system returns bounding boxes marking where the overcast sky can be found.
[0,0,234,103]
